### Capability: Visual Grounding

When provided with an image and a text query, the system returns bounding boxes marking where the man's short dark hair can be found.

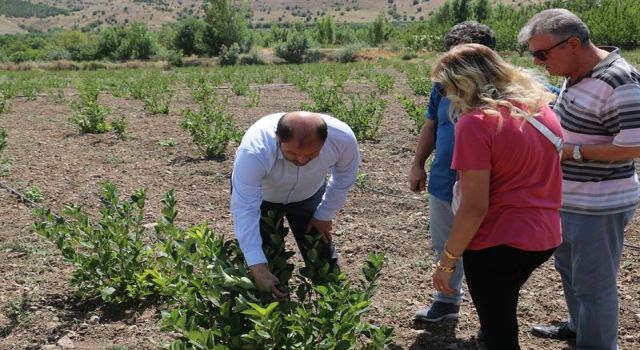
[276,113,328,144]
[444,21,497,51]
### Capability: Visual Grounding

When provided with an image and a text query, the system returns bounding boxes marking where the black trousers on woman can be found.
[463,245,555,350]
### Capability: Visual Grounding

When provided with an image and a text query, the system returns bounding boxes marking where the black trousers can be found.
[259,185,338,270]
[463,245,555,350]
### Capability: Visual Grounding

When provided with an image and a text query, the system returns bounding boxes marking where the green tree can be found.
[369,13,387,46]
[316,15,336,45]
[202,0,250,56]
[120,22,155,59]
[474,0,491,22]
[96,26,126,59]
[174,17,205,56]
[452,0,471,23]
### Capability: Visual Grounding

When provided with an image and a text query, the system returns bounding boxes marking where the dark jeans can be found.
[463,245,555,350]
[259,185,338,271]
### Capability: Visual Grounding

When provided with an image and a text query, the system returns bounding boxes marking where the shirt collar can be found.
[568,46,620,86]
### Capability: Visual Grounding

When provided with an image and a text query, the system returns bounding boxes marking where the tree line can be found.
[0,0,637,66]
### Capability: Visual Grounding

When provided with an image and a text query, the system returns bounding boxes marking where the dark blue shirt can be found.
[426,82,456,203]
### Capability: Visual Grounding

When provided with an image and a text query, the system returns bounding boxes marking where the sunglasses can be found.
[529,37,571,61]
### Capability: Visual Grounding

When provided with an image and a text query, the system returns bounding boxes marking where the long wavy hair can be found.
[431,43,555,125]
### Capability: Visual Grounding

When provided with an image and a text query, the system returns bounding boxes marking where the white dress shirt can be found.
[230,112,360,266]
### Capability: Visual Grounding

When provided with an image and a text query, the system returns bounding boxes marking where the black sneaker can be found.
[532,322,576,340]
[415,301,460,322]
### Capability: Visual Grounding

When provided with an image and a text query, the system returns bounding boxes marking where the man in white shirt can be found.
[230,111,360,298]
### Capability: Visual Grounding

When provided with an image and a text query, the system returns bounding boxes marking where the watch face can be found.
[573,146,582,160]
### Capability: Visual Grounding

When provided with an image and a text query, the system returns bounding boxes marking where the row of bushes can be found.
[1,0,639,66]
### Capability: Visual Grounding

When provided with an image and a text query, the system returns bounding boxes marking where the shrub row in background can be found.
[1,0,638,65]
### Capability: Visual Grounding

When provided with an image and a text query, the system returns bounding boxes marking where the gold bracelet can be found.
[436,261,455,273]
[443,244,459,260]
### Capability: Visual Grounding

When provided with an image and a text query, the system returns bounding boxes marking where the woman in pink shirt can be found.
[430,43,563,350]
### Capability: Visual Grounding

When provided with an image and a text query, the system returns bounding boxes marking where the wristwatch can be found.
[572,144,583,161]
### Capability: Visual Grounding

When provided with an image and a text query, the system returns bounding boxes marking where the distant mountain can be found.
[0,0,539,34]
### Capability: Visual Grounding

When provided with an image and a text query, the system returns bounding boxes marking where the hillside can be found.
[0,0,539,34]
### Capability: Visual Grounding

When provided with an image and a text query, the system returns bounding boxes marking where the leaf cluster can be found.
[34,181,156,303]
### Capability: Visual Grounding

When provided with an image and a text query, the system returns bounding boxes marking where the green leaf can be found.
[101,286,116,299]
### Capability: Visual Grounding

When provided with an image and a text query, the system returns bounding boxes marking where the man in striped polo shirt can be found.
[519,8,640,350]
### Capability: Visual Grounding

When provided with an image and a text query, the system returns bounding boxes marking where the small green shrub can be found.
[24,186,44,203]
[112,117,127,139]
[0,128,7,154]
[180,104,241,160]
[246,87,262,107]
[154,201,394,349]
[69,81,112,134]
[336,93,387,141]
[157,139,176,147]
[374,73,395,94]
[397,94,426,134]
[275,31,310,64]
[34,181,156,303]
[219,43,241,66]
[239,50,265,65]
[336,46,359,63]
[228,73,249,96]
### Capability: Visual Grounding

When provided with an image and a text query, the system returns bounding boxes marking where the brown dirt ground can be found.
[0,69,639,350]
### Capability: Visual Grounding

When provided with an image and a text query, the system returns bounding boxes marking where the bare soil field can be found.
[0,67,639,349]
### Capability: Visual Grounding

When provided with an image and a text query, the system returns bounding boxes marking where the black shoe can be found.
[414,301,460,322]
[532,322,576,340]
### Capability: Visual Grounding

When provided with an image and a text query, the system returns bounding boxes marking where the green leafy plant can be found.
[112,117,127,139]
[0,128,7,154]
[336,93,387,141]
[154,199,394,349]
[0,94,7,114]
[300,81,345,115]
[356,170,370,189]
[227,72,249,96]
[180,103,241,160]
[34,181,156,303]
[396,94,427,135]
[404,65,433,97]
[69,81,112,134]
[219,42,241,66]
[374,73,395,95]
[246,87,262,107]
[157,139,177,147]
[24,186,44,203]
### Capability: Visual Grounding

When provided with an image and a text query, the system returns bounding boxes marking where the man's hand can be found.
[306,217,333,243]
[249,263,287,300]
[409,163,427,192]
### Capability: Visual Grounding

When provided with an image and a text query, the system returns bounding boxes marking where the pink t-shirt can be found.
[452,104,563,251]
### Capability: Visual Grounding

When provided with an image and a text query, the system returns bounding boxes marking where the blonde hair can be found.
[431,43,555,125]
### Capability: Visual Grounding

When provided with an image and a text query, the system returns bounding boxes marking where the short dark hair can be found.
[444,21,497,51]
[276,113,328,144]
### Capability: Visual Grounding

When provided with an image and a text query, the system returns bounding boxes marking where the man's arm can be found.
[562,143,640,161]
[231,149,286,298]
[409,119,436,192]
[312,131,361,223]
[562,83,640,161]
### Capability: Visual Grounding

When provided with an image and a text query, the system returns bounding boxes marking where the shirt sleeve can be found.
[609,83,640,147]
[230,148,269,266]
[313,132,361,221]
[451,112,493,171]
[426,83,443,122]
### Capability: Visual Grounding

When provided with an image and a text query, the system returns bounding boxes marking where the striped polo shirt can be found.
[554,47,640,215]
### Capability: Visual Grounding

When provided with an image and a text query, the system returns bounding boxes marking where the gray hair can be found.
[518,8,591,45]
